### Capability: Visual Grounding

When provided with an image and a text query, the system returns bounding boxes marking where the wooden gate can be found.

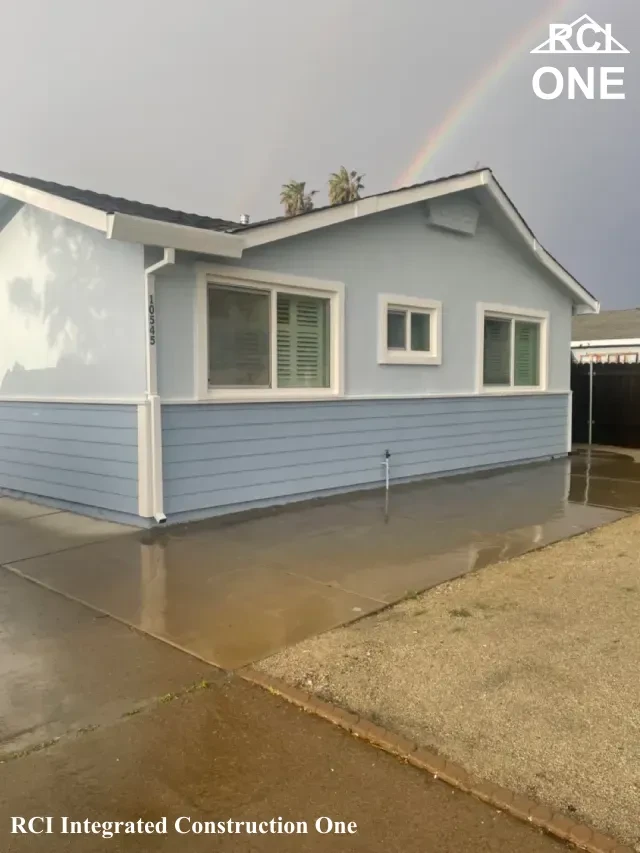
[571,362,640,448]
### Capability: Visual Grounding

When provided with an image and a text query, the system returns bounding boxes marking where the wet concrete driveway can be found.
[0,577,567,853]
[1,453,637,670]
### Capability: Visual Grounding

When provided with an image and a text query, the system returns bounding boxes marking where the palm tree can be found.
[280,180,317,217]
[328,167,365,205]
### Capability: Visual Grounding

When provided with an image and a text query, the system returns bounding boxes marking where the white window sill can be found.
[479,386,546,395]
[203,388,342,403]
[378,352,442,366]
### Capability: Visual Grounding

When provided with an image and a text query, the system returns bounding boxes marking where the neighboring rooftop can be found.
[572,308,640,342]
[0,170,238,232]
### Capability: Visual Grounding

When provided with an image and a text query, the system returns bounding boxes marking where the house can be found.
[0,167,599,526]
[572,308,640,364]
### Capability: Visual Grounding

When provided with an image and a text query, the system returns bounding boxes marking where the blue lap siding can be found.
[162,394,569,520]
[0,402,139,518]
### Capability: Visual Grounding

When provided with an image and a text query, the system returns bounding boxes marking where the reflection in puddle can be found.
[10,455,639,669]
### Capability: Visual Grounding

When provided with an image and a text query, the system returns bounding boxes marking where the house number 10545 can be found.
[148,294,156,345]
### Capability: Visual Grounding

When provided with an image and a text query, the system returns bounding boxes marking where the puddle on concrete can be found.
[3,455,638,669]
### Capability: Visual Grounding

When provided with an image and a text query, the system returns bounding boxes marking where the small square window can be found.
[379,295,442,365]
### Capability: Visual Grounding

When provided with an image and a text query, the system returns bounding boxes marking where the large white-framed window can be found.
[476,302,549,393]
[194,264,344,401]
[377,294,442,365]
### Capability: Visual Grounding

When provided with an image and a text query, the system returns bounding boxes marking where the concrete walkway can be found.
[0,570,565,853]
[0,457,627,668]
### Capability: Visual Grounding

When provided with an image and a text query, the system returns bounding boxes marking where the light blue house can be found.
[0,168,599,526]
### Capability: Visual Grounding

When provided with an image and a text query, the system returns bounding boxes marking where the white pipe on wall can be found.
[144,248,175,523]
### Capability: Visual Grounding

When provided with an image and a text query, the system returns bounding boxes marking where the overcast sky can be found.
[0,0,636,307]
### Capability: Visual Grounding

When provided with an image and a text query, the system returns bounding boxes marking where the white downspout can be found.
[144,248,175,523]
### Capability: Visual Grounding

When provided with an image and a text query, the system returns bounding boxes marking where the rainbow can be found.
[395,0,575,187]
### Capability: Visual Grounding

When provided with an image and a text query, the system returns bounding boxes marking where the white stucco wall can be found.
[0,203,146,398]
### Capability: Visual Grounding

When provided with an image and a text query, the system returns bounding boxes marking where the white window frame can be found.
[194,264,344,401]
[476,302,549,394]
[377,294,442,365]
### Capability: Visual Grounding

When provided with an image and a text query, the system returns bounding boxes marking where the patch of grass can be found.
[449,607,473,618]
[0,737,60,764]
[159,692,178,704]
[160,679,213,705]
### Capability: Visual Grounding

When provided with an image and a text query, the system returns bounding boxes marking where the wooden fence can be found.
[572,362,640,448]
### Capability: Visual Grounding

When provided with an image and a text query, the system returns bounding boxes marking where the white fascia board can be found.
[241,171,489,249]
[0,177,109,232]
[485,176,599,313]
[107,212,244,258]
[572,338,640,347]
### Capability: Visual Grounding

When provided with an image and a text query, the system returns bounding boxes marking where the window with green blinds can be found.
[482,313,542,388]
[483,317,511,385]
[277,293,330,388]
[514,321,540,386]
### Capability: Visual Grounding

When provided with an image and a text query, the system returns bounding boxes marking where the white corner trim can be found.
[0,177,109,232]
[572,338,640,348]
[107,213,244,258]
[566,390,573,454]
[241,171,489,249]
[475,302,550,394]
[137,403,153,518]
[194,264,345,402]
[377,294,442,366]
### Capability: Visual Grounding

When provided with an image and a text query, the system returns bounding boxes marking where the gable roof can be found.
[572,309,640,343]
[0,167,599,312]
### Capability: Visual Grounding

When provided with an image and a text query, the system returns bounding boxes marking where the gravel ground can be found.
[258,513,640,848]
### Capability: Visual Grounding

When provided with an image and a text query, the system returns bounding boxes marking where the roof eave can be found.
[106,212,244,258]
[484,176,599,313]
[241,170,491,249]
[0,176,108,232]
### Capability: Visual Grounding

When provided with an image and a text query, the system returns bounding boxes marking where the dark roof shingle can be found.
[573,309,640,341]
[0,170,238,232]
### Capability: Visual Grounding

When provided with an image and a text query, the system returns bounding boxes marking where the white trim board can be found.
[161,389,570,405]
[0,396,146,405]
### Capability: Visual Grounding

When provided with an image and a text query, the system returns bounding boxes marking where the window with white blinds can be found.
[482,311,543,388]
[207,282,332,391]
[277,294,329,388]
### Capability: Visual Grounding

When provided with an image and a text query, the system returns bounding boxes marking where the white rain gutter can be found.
[142,248,175,524]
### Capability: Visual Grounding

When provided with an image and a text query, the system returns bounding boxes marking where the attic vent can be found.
[426,197,479,236]
[239,214,250,225]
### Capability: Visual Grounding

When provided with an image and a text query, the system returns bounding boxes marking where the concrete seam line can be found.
[240,668,633,853]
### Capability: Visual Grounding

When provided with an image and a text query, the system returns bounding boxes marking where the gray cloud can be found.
[0,0,636,306]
